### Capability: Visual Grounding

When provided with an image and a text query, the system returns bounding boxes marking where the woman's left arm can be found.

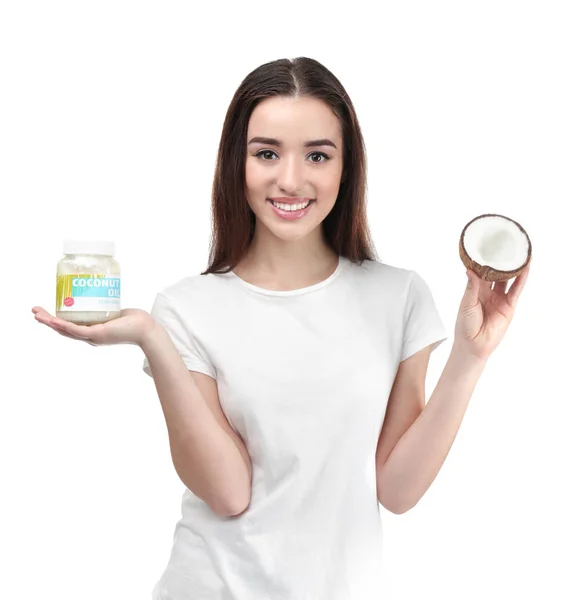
[377,262,532,514]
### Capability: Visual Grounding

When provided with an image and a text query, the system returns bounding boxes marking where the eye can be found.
[308,152,330,164]
[254,150,331,164]
[255,150,278,161]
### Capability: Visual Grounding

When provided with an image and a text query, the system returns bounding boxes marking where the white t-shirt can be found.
[142,255,448,600]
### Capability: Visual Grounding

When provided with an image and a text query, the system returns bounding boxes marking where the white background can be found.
[1,1,571,598]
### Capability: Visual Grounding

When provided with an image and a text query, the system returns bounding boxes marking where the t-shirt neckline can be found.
[228,255,348,297]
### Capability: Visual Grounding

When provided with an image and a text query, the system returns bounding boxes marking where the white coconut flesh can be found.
[462,215,529,271]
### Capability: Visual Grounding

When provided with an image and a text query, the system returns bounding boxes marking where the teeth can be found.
[271,200,311,211]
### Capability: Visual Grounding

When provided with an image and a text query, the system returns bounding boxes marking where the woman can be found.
[32,56,530,599]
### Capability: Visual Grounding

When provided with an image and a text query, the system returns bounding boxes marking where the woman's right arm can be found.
[141,323,252,518]
[32,305,251,517]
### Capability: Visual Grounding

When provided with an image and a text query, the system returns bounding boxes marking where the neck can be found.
[235,232,339,291]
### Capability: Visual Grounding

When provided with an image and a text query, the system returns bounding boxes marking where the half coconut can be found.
[459,213,532,282]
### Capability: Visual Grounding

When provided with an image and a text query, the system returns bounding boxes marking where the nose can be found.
[276,156,306,194]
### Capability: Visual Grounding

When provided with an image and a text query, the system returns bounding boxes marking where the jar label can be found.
[56,274,121,312]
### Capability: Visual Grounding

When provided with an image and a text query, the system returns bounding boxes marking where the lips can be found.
[268,198,314,219]
[268,197,314,205]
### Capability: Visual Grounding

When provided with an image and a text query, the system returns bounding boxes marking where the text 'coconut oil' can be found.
[56,240,121,325]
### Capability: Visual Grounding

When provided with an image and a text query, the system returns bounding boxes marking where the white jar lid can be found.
[63,240,115,256]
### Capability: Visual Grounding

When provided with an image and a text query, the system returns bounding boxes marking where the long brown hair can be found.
[201,56,379,276]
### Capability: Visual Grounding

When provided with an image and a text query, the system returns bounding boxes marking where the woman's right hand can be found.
[32,306,159,347]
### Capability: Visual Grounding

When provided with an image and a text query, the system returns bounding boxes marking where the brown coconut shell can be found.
[459,213,532,282]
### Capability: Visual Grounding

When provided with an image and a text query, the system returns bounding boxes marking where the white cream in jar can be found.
[56,240,121,325]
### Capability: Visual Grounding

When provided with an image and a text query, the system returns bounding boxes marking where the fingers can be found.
[32,307,69,329]
[493,280,508,297]
[472,260,531,306]
[477,277,493,305]
[32,307,54,319]
[34,311,67,330]
[35,316,96,345]
[33,310,96,342]
[506,264,531,309]
[51,318,97,340]
[53,326,97,346]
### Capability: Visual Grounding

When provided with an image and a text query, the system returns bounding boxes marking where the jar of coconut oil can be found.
[56,240,121,325]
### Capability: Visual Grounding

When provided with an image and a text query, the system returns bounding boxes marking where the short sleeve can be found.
[400,271,449,362]
[142,292,217,380]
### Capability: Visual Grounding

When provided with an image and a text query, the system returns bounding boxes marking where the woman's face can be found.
[245,96,344,243]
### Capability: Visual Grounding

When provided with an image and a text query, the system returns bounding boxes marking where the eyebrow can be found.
[248,136,338,149]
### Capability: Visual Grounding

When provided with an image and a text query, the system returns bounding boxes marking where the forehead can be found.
[247,96,341,143]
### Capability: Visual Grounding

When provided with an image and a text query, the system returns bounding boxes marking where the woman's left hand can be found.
[454,260,532,362]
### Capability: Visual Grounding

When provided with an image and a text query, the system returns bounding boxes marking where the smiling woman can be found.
[133,56,452,600]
